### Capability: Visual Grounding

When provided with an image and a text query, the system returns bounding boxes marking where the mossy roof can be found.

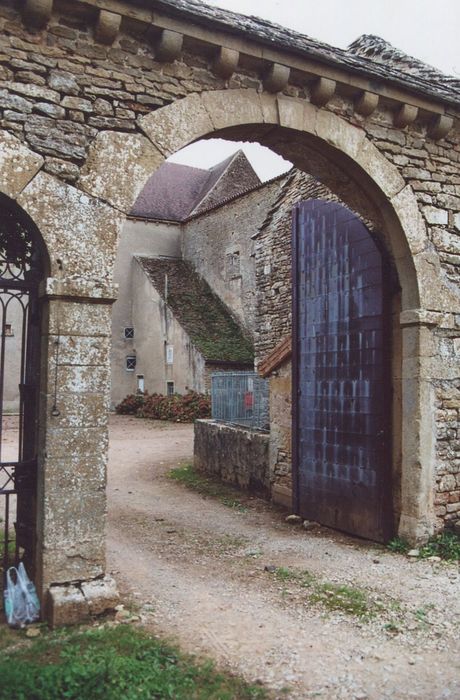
[136,256,254,364]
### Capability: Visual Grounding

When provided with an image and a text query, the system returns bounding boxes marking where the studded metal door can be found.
[292,199,392,542]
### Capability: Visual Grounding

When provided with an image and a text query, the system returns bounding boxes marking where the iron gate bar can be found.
[0,195,43,582]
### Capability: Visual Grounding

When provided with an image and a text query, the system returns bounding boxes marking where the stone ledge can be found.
[400,308,443,327]
[81,575,119,615]
[46,584,89,628]
[47,575,119,627]
[40,277,118,303]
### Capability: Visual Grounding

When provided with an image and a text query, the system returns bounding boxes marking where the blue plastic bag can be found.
[4,563,40,627]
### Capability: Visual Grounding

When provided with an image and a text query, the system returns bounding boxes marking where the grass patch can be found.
[0,624,269,700]
[387,537,410,555]
[274,567,315,588]
[169,464,248,512]
[418,532,460,561]
[309,583,373,618]
[272,566,380,619]
[388,531,460,562]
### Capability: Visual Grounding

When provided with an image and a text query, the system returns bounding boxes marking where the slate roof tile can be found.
[147,0,460,105]
[136,256,254,364]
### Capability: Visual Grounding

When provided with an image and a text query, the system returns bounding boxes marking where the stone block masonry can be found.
[194,420,270,498]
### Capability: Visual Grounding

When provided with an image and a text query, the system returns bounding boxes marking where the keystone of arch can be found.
[139,90,279,157]
[0,130,44,199]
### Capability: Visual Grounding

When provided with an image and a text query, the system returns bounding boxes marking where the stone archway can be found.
[76,89,438,542]
[0,86,447,620]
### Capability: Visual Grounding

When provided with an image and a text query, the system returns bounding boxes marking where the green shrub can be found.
[418,531,460,561]
[388,531,460,561]
[115,391,211,423]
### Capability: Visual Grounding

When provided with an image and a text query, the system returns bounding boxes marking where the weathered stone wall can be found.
[0,1,264,182]
[194,419,270,497]
[269,360,292,509]
[183,180,282,337]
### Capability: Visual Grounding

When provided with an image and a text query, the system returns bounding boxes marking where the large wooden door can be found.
[292,199,392,542]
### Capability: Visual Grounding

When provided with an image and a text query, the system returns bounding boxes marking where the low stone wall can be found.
[194,419,270,497]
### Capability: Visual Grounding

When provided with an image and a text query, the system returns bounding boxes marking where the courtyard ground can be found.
[107,415,460,700]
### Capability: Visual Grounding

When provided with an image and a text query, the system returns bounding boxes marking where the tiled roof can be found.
[147,0,460,105]
[130,150,261,221]
[136,256,254,364]
[348,35,460,98]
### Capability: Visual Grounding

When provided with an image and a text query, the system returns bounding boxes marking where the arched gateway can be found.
[0,0,458,624]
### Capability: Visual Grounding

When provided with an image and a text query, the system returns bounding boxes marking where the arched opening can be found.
[63,91,432,619]
[0,193,48,580]
[107,129,409,541]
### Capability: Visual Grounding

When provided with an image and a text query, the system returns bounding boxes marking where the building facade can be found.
[110,152,283,406]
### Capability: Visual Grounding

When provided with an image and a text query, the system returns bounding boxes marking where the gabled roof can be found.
[145,0,460,105]
[136,256,254,364]
[130,150,261,221]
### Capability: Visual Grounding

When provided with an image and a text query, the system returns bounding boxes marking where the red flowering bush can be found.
[115,391,211,423]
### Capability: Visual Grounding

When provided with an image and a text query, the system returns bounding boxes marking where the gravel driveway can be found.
[107,415,460,700]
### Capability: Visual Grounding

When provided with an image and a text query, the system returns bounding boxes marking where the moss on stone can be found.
[137,257,254,363]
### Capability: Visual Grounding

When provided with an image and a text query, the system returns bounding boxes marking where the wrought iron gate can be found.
[292,199,393,542]
[0,197,42,578]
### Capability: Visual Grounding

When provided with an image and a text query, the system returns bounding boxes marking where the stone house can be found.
[0,0,459,623]
[110,150,284,405]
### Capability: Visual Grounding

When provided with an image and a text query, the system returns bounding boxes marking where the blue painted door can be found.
[292,199,392,542]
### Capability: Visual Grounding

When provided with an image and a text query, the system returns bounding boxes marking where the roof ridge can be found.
[185,169,288,221]
[143,0,460,104]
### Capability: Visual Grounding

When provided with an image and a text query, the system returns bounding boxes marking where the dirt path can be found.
[107,415,460,700]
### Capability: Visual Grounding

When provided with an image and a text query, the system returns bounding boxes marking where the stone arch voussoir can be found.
[137,89,440,311]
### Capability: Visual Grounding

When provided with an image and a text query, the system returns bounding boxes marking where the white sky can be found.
[169,0,460,179]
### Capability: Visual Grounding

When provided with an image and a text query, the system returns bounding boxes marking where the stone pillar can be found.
[35,278,119,625]
[398,310,438,543]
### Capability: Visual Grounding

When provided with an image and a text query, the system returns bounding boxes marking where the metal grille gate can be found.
[0,198,42,578]
[292,199,393,543]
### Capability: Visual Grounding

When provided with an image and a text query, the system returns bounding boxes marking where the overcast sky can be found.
[169,0,460,179]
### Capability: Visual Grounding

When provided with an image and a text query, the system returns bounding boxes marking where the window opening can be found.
[166,381,174,396]
[225,250,241,279]
[124,327,134,339]
[137,374,145,393]
[126,356,136,371]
